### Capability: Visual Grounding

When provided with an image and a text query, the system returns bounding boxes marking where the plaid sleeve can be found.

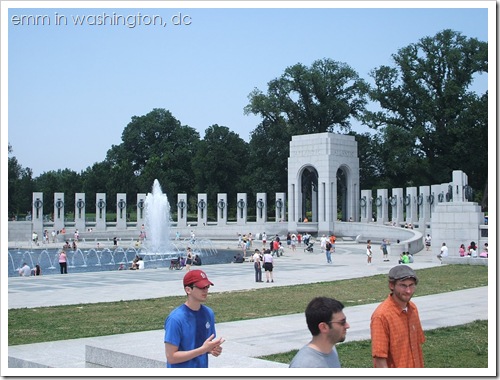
[370,315,390,359]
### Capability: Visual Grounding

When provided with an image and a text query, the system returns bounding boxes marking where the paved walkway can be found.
[6,241,491,373]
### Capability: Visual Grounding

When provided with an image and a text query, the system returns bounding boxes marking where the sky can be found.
[4,1,492,177]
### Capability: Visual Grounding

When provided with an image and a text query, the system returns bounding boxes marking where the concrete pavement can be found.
[6,241,491,373]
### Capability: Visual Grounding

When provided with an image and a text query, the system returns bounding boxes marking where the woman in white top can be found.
[263,250,274,283]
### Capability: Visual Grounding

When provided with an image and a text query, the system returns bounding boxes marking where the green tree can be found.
[243,118,290,195]
[363,29,488,193]
[245,58,368,192]
[81,161,113,213]
[34,169,82,218]
[8,144,34,218]
[347,132,383,190]
[245,58,368,135]
[105,108,200,205]
[192,125,249,217]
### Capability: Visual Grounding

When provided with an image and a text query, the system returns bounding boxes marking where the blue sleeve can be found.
[164,313,182,346]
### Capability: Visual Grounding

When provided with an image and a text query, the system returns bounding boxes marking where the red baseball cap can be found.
[183,269,214,288]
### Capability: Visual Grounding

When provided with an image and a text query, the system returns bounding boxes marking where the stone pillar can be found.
[217,193,227,226]
[32,192,44,236]
[311,188,318,223]
[418,186,431,227]
[452,170,468,202]
[237,193,247,225]
[406,187,418,225]
[54,192,65,232]
[436,183,449,204]
[116,193,127,230]
[136,193,146,228]
[359,190,372,223]
[177,194,187,227]
[390,188,404,225]
[197,193,208,226]
[96,193,107,231]
[376,189,388,224]
[275,192,286,222]
[429,184,440,217]
[75,193,86,232]
[256,193,267,223]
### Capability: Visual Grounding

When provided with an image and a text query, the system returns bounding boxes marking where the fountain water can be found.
[144,179,172,254]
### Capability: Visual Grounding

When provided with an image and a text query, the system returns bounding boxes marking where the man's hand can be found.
[202,334,225,356]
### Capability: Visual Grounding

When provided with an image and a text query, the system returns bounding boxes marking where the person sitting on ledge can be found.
[19,263,31,277]
[130,256,140,270]
[193,255,202,266]
[233,253,244,263]
[137,257,144,270]
[479,243,488,258]
[398,252,409,264]
[31,264,42,276]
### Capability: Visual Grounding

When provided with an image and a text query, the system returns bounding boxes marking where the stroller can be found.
[169,257,182,270]
[304,242,314,253]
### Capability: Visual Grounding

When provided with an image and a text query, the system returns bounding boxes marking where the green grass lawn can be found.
[8,265,487,347]
[260,320,488,368]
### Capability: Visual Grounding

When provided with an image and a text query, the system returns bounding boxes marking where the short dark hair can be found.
[305,297,344,336]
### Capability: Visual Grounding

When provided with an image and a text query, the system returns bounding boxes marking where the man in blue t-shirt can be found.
[164,269,224,368]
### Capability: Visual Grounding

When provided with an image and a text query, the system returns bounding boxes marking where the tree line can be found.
[8,30,488,220]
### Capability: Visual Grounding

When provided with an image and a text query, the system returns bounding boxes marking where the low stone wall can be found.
[442,256,488,266]
[335,222,424,256]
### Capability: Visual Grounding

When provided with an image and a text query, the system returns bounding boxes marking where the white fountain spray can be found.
[144,179,172,253]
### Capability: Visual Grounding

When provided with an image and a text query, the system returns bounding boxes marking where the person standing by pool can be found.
[58,250,68,274]
[185,247,193,271]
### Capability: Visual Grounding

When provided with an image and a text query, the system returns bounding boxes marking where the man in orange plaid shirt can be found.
[370,265,425,368]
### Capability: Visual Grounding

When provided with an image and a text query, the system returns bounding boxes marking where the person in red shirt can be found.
[370,265,425,368]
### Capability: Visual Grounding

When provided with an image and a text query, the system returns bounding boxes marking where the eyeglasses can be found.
[328,319,348,327]
[396,283,416,290]
[190,285,210,290]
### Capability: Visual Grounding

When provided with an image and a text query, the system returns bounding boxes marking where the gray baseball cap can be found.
[388,265,419,284]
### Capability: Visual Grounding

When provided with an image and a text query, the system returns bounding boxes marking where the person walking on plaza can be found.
[164,269,224,368]
[325,239,332,264]
[370,265,425,368]
[291,233,297,251]
[424,234,431,251]
[253,249,263,282]
[289,297,350,368]
[263,249,274,283]
[58,250,68,274]
[437,242,448,263]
